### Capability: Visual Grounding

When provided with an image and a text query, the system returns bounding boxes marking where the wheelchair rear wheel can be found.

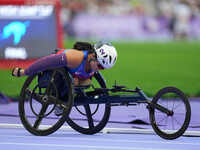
[19,68,73,136]
[66,72,111,134]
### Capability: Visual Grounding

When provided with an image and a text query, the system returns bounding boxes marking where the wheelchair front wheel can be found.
[149,87,191,140]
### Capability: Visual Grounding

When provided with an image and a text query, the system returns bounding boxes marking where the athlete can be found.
[12,41,117,115]
[12,41,117,86]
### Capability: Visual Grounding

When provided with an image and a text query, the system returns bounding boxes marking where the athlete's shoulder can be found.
[65,49,85,69]
[66,49,84,56]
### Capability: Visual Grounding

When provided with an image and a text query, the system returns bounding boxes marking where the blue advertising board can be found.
[0,5,58,59]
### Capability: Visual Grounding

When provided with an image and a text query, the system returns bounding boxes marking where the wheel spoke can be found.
[172,117,175,130]
[33,104,49,129]
[48,95,68,108]
[157,115,167,125]
[45,71,57,94]
[173,117,182,126]
[25,88,44,104]
[172,100,176,110]
[84,105,94,128]
[174,112,185,115]
[173,103,182,110]
[165,116,168,130]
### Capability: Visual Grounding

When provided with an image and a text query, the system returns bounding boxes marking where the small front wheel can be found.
[149,87,191,140]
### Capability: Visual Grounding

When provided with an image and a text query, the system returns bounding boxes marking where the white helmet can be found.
[94,41,117,69]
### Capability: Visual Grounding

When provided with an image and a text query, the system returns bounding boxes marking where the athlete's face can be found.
[90,59,99,72]
[89,53,104,72]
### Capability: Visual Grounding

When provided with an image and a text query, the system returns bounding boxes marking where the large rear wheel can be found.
[66,72,111,134]
[19,68,73,136]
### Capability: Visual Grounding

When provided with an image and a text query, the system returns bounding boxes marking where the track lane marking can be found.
[0,134,199,146]
[0,142,181,150]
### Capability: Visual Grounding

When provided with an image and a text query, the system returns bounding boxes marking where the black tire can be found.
[19,68,73,136]
[66,72,111,134]
[149,87,191,140]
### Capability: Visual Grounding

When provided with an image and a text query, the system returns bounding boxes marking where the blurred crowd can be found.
[60,0,200,40]
[158,0,200,40]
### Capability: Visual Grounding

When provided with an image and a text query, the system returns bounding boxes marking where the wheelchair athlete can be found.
[12,41,117,85]
[12,41,117,115]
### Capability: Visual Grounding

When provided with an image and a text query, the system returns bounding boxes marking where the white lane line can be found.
[0,135,199,146]
[1,123,200,137]
[0,142,180,150]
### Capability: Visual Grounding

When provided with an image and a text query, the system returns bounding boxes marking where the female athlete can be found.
[12,41,117,86]
[12,41,117,115]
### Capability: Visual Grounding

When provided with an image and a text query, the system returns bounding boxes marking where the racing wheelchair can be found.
[18,67,191,140]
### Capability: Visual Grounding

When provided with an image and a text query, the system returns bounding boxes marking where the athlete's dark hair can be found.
[73,41,95,54]
[53,41,95,55]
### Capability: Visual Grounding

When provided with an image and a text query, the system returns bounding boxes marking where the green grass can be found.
[1,40,200,97]
[0,70,26,98]
[106,41,200,97]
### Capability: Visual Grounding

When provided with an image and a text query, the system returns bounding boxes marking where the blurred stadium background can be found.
[0,0,200,102]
